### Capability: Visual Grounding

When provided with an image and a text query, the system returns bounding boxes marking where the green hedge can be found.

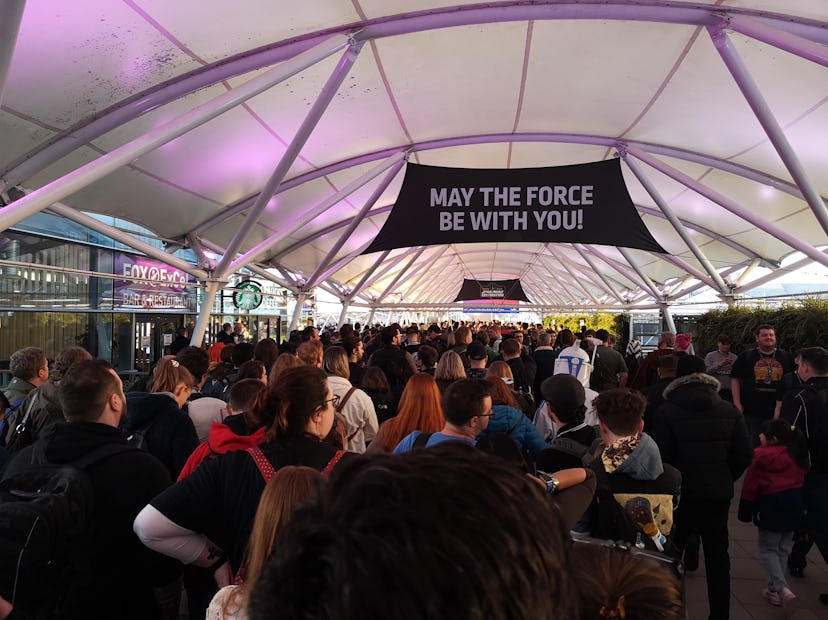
[693,299,828,356]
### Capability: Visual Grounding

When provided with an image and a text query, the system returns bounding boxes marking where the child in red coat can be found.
[738,418,808,607]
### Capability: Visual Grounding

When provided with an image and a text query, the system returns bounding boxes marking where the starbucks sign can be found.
[232,279,264,310]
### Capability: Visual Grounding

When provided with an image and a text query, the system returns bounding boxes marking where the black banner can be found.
[363,159,665,254]
[454,279,531,302]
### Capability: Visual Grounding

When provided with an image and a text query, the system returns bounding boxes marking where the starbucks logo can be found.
[232,279,263,310]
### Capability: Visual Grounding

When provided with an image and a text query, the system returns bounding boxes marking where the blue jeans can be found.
[757,529,793,592]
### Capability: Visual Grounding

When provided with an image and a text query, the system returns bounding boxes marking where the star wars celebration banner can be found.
[453,279,532,303]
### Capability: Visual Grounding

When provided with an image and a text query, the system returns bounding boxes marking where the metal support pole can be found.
[661,304,677,334]
[377,247,427,302]
[573,245,624,303]
[303,155,406,287]
[542,246,601,306]
[306,241,375,291]
[0,35,351,232]
[47,202,207,279]
[627,146,828,269]
[656,252,720,291]
[215,40,364,277]
[709,26,828,236]
[227,152,400,274]
[735,258,761,287]
[366,307,377,327]
[723,14,828,68]
[198,238,297,291]
[347,250,391,298]
[0,0,25,108]
[636,204,776,267]
[190,280,224,347]
[622,153,730,294]
[736,250,828,293]
[270,204,393,262]
[394,246,450,303]
[582,245,650,295]
[353,248,420,297]
[616,247,662,300]
[288,293,309,333]
[338,303,350,327]
[185,234,215,271]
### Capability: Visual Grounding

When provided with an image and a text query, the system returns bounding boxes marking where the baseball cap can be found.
[540,374,586,411]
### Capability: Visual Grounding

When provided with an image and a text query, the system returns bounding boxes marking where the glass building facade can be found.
[0,212,288,372]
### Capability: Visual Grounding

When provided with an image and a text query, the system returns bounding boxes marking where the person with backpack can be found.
[0,359,181,619]
[535,374,597,473]
[3,346,91,453]
[122,356,200,480]
[477,376,545,462]
[585,389,681,554]
[779,346,828,605]
[392,379,492,453]
[322,347,378,454]
[589,329,629,392]
[738,418,808,607]
[133,367,357,593]
[1,347,48,405]
[651,369,752,620]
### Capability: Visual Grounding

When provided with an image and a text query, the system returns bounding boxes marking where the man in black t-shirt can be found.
[730,324,794,443]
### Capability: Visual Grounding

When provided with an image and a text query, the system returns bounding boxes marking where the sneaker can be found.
[763,588,782,606]
[781,588,796,604]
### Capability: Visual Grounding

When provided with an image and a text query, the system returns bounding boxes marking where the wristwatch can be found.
[546,476,561,494]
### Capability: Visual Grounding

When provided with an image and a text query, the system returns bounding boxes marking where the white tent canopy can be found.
[1,1,826,337]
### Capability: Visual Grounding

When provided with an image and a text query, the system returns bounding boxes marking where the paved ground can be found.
[685,480,828,619]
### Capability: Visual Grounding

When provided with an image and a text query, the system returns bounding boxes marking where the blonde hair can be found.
[148,355,195,393]
[223,466,325,615]
[322,346,350,380]
[434,350,466,382]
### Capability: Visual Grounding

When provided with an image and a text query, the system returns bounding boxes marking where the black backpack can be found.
[3,392,40,453]
[589,461,674,555]
[0,441,134,616]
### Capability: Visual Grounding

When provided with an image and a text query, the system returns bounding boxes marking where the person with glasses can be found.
[133,366,356,618]
[393,379,493,453]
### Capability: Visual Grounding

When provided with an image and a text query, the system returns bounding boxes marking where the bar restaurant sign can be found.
[114,254,196,311]
[363,159,665,253]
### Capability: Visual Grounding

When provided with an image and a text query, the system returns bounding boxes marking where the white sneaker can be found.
[763,588,782,606]
[781,588,796,604]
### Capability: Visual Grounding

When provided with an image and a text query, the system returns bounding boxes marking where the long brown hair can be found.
[224,466,325,615]
[485,375,518,408]
[252,366,329,442]
[381,373,444,451]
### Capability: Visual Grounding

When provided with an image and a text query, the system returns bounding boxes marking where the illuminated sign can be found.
[113,254,196,310]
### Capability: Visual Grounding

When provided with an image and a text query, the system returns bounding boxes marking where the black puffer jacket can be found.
[123,392,199,479]
[651,373,752,502]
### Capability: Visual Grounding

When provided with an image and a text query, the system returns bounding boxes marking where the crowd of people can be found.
[0,319,826,619]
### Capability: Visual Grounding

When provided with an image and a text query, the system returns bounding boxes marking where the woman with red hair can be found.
[478,375,545,461]
[368,373,445,453]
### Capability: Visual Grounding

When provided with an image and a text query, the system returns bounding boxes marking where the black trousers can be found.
[674,499,732,620]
